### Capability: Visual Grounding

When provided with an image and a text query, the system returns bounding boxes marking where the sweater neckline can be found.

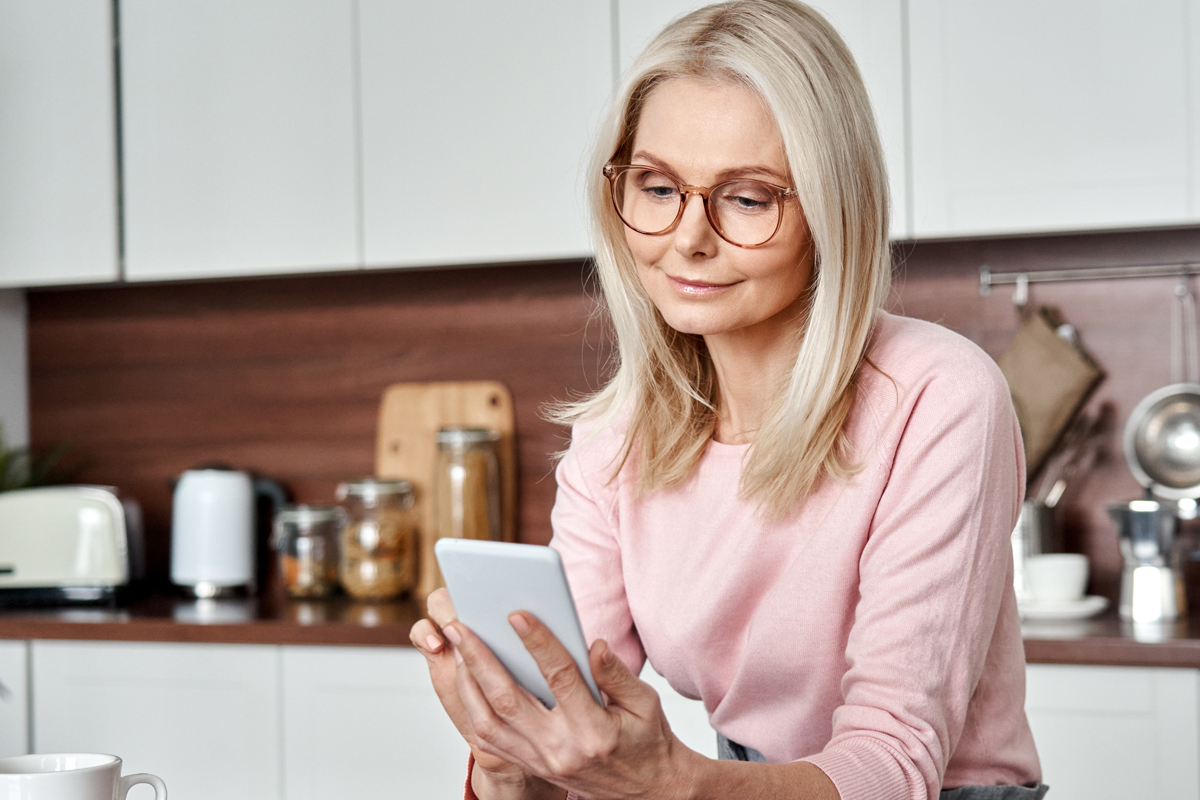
[706,437,751,457]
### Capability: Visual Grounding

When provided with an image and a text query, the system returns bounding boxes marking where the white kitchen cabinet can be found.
[280,646,469,799]
[32,640,281,800]
[909,0,1193,238]
[120,0,359,281]
[617,0,909,240]
[0,641,28,758]
[278,646,716,800]
[1025,663,1200,800]
[358,1,611,268]
[0,0,119,288]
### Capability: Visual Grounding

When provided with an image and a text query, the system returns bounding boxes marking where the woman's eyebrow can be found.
[629,150,791,185]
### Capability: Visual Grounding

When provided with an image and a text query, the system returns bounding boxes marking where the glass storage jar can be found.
[434,427,502,544]
[271,504,341,598]
[337,478,417,601]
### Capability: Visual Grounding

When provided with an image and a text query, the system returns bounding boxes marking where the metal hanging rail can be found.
[979,262,1200,301]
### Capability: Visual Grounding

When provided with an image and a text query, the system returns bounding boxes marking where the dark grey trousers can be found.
[717,734,1050,799]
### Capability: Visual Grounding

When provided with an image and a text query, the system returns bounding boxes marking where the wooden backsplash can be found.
[27,226,1200,597]
[27,261,612,585]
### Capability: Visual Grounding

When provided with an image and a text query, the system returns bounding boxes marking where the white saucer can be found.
[1019,595,1109,621]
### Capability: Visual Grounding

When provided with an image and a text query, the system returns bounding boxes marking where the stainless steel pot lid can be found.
[1124,382,1200,499]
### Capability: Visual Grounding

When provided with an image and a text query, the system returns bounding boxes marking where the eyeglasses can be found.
[603,163,798,248]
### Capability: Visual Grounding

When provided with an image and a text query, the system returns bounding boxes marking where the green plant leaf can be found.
[0,427,73,493]
[26,440,73,487]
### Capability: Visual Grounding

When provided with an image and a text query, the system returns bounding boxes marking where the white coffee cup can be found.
[1024,553,1089,604]
[0,753,166,800]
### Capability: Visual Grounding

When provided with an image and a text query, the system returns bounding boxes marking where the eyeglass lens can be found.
[610,166,783,247]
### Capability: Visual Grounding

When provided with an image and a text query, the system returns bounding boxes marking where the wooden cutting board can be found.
[375,381,516,600]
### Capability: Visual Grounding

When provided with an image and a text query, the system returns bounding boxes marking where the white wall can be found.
[0,289,29,447]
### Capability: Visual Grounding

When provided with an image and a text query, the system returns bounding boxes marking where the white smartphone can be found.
[434,538,603,708]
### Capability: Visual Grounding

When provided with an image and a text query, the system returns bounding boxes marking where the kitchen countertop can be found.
[0,592,425,647]
[1021,611,1200,669]
[4,594,1200,667]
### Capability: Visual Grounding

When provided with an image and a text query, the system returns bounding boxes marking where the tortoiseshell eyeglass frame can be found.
[603,163,799,249]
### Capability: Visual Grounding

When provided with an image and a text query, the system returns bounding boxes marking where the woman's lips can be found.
[666,275,736,295]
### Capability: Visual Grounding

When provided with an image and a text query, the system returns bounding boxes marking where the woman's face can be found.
[623,78,814,345]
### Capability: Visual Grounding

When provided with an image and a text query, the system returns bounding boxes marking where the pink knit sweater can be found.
[547,313,1041,800]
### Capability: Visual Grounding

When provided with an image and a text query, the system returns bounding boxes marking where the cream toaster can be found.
[0,486,129,605]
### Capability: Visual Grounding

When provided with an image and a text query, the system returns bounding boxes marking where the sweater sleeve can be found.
[548,424,647,678]
[803,353,1025,800]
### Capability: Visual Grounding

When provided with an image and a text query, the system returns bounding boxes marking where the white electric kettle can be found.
[170,468,287,598]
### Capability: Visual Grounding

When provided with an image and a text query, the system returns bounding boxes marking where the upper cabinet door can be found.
[910,0,1191,238]
[0,0,118,288]
[121,0,359,281]
[616,0,909,240]
[359,1,612,268]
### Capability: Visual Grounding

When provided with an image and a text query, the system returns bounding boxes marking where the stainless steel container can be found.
[1109,499,1187,622]
[1012,500,1063,604]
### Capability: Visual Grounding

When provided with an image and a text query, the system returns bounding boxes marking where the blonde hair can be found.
[553,0,891,516]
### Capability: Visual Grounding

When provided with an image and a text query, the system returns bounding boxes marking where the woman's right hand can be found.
[409,588,548,796]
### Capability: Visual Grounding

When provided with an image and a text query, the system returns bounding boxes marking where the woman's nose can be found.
[673,192,719,257]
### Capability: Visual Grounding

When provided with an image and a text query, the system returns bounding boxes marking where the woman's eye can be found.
[719,183,773,212]
[735,196,767,208]
[635,173,679,200]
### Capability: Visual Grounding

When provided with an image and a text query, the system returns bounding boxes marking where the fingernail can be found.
[509,612,531,636]
[601,641,616,665]
[454,647,463,665]
[425,634,442,652]
[444,625,463,647]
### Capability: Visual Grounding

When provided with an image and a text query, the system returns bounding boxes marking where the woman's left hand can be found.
[444,612,700,800]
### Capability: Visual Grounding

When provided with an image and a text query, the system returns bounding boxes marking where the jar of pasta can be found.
[336,478,417,601]
[272,504,341,599]
[434,427,502,545]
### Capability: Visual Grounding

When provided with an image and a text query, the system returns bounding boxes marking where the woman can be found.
[410,2,1046,798]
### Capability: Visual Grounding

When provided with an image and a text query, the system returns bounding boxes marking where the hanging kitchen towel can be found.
[997,308,1103,482]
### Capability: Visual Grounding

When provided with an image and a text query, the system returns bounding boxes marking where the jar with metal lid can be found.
[271,504,341,598]
[435,427,502,545]
[337,478,417,601]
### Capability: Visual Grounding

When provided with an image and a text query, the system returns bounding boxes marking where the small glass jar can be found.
[272,504,341,598]
[337,478,417,601]
[435,427,502,544]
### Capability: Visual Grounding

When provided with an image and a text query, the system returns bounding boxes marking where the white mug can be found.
[1024,553,1089,603]
[0,753,166,799]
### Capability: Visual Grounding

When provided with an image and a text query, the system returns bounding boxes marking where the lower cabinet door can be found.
[31,640,280,800]
[280,646,470,799]
[1025,664,1200,800]
[0,640,28,758]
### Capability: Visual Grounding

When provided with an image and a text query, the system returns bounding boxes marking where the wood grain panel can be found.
[28,226,1200,600]
[892,226,1200,602]
[28,261,609,587]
